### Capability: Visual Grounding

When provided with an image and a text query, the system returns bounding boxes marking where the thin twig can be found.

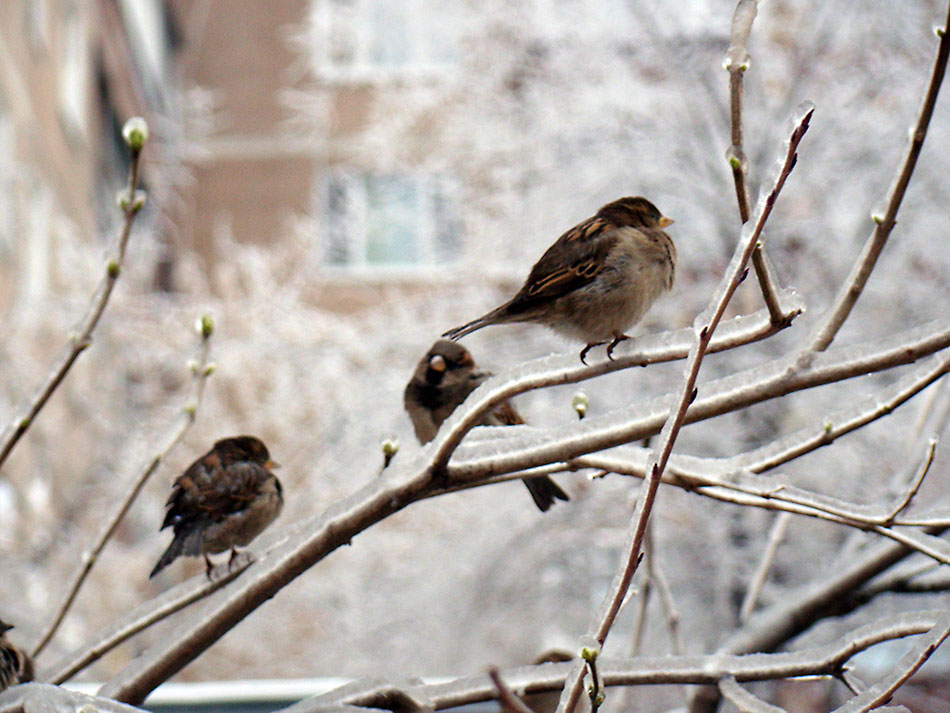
[718,675,788,713]
[830,613,950,713]
[489,667,537,713]
[809,5,950,351]
[630,525,653,657]
[276,612,944,713]
[740,513,791,624]
[581,647,604,713]
[556,103,814,713]
[453,341,950,494]
[32,319,215,658]
[839,666,868,696]
[724,0,786,324]
[0,119,148,469]
[42,556,251,685]
[643,524,683,655]
[882,439,937,524]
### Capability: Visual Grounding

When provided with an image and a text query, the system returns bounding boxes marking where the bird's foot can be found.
[579,341,607,365]
[606,334,630,360]
[204,554,215,580]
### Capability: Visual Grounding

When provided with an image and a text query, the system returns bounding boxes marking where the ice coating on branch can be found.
[448,319,950,476]
[724,0,758,71]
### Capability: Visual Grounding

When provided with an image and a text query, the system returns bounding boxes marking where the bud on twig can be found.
[572,392,589,419]
[381,437,400,469]
[196,314,215,339]
[122,117,149,151]
[117,189,147,213]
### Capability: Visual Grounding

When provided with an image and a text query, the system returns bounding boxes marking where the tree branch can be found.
[279,612,944,713]
[0,118,149,469]
[724,0,787,324]
[32,317,215,659]
[809,4,950,351]
[555,102,814,713]
[830,613,950,713]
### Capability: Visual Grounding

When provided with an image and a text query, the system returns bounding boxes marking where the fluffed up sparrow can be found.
[404,339,569,511]
[443,196,676,363]
[150,436,283,578]
[0,619,33,692]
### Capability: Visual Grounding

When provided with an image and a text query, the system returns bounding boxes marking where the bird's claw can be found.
[606,334,629,360]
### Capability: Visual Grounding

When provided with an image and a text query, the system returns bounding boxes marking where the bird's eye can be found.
[429,354,447,372]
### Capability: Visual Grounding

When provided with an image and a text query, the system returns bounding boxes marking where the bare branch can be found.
[881,439,937,524]
[724,0,786,324]
[41,557,251,685]
[489,668,537,713]
[644,524,683,655]
[429,295,804,472]
[740,513,791,623]
[0,683,147,713]
[718,676,788,713]
[279,612,943,713]
[31,319,215,658]
[556,103,814,713]
[88,313,950,703]
[450,322,950,483]
[809,5,950,351]
[0,119,148,468]
[830,614,950,713]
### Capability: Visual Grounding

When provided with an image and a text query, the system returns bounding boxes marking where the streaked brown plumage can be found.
[0,620,33,693]
[404,340,569,511]
[443,196,676,363]
[150,436,283,578]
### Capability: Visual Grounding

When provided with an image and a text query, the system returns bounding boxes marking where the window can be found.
[310,0,460,81]
[59,1,88,138]
[323,172,460,271]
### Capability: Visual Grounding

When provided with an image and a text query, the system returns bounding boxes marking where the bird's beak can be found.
[659,216,674,228]
[265,460,281,470]
[428,355,447,372]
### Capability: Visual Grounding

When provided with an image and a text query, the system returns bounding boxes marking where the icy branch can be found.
[0,118,149,468]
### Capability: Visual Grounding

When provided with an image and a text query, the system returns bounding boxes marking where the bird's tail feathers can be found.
[442,305,511,341]
[149,527,203,578]
[524,476,570,512]
[149,536,185,578]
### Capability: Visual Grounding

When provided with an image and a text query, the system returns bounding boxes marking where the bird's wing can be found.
[487,399,525,426]
[506,217,618,313]
[164,461,270,527]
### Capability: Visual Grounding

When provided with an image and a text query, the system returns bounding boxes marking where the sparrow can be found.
[150,436,283,579]
[0,619,33,692]
[443,196,676,363]
[404,339,569,511]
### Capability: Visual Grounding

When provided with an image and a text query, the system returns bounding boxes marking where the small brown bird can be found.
[443,196,676,363]
[404,340,569,511]
[0,620,33,692]
[150,436,283,578]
